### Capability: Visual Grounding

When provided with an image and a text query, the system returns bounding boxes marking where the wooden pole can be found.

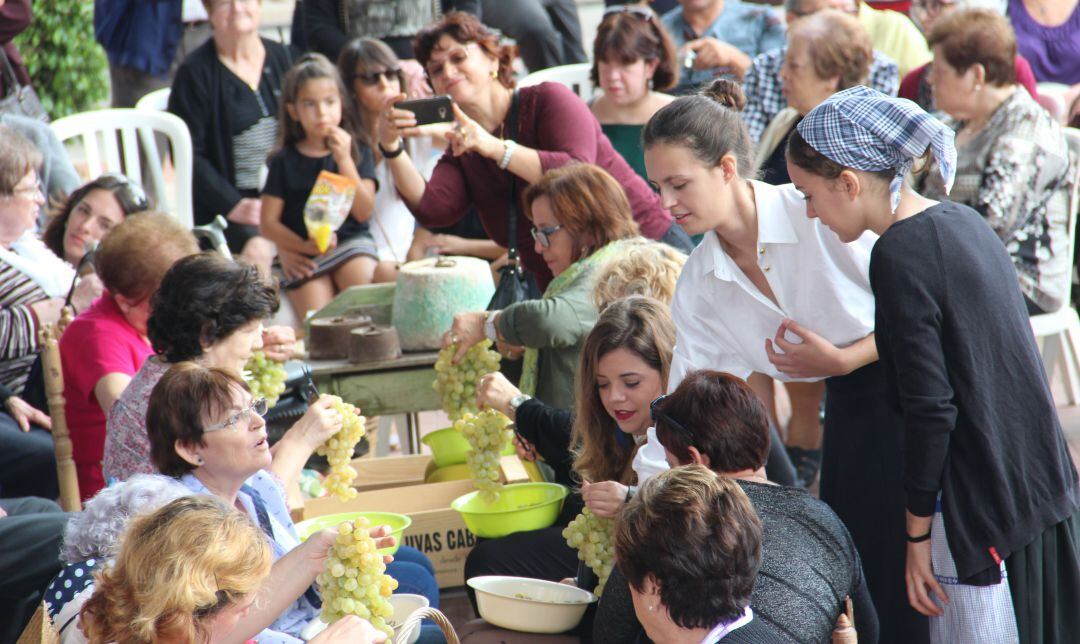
[38,323,81,512]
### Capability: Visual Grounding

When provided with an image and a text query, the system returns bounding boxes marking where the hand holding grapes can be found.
[261,325,297,362]
[309,615,387,644]
[443,311,489,363]
[476,371,521,418]
[289,395,345,451]
[581,479,629,519]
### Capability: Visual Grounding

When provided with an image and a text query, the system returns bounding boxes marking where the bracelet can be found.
[379,139,405,159]
[498,139,517,170]
[906,530,932,543]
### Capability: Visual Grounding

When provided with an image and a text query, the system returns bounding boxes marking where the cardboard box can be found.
[302,479,478,588]
[351,454,432,492]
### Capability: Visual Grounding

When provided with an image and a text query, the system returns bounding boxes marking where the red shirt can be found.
[411,82,673,290]
[899,55,1040,107]
[60,295,153,501]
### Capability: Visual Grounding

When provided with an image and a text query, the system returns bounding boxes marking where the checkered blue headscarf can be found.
[796,86,956,212]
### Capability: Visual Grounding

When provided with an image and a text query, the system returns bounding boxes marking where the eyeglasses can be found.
[650,394,696,442]
[204,397,268,433]
[603,5,656,21]
[353,68,402,86]
[530,223,565,249]
[426,43,478,80]
[11,177,43,199]
[99,173,150,211]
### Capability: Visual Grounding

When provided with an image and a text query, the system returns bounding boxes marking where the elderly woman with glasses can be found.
[145,362,440,643]
[379,11,691,292]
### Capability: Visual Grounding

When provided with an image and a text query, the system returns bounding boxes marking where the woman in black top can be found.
[786,86,1080,641]
[168,0,294,270]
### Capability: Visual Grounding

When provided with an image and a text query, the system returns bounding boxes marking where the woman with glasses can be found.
[445,163,639,411]
[168,0,294,274]
[145,362,442,643]
[379,11,692,292]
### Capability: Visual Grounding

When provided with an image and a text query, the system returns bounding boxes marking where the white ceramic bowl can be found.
[467,576,597,634]
[388,593,431,644]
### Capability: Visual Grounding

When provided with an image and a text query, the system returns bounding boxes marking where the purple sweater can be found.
[411,82,673,289]
[1009,0,1080,85]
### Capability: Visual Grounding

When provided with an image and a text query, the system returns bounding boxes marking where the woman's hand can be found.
[279,248,318,281]
[425,232,472,256]
[442,311,488,363]
[581,480,629,519]
[447,103,502,160]
[309,614,388,644]
[514,434,538,462]
[70,273,103,313]
[476,372,521,418]
[227,198,263,227]
[379,93,423,148]
[3,396,51,432]
[287,395,345,451]
[261,326,297,362]
[905,540,948,617]
[765,319,847,379]
[326,126,354,167]
[495,340,525,361]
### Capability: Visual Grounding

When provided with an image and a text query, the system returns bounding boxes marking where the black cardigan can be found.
[168,38,296,226]
[513,398,584,523]
[870,201,1080,581]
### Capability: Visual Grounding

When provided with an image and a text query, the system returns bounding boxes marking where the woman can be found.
[43,174,150,269]
[0,127,96,500]
[145,363,440,642]
[103,253,300,488]
[1008,0,1080,86]
[79,495,386,644]
[465,296,676,601]
[642,80,925,642]
[589,4,678,182]
[60,212,200,501]
[379,11,691,291]
[445,163,639,411]
[917,8,1072,315]
[786,85,1080,643]
[614,465,783,643]
[168,0,293,271]
[620,369,878,644]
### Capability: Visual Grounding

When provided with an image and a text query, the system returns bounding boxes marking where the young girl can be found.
[261,53,378,319]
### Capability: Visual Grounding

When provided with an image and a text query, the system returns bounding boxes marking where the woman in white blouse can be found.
[642,79,928,643]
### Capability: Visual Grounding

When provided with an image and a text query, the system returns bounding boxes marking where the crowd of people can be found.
[1,0,1079,642]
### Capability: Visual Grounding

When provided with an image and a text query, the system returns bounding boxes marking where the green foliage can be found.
[14,0,108,118]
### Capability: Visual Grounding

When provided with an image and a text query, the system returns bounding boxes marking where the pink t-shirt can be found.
[60,295,153,501]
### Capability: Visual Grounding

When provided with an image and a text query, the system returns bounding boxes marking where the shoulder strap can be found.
[0,48,19,95]
[506,90,521,263]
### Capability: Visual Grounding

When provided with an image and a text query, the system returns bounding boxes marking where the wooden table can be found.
[307,351,441,454]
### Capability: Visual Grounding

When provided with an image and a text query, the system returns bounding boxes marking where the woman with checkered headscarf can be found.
[787,85,1080,643]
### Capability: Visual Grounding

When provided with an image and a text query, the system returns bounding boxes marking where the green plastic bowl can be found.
[422,426,516,468]
[425,463,473,483]
[452,482,569,539]
[293,511,411,555]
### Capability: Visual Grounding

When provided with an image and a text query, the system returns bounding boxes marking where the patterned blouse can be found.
[102,356,170,483]
[0,258,46,394]
[918,89,1074,313]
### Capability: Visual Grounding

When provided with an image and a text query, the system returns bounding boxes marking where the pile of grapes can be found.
[243,351,287,407]
[433,340,501,420]
[318,516,398,640]
[454,410,514,503]
[316,396,367,501]
[563,508,615,596]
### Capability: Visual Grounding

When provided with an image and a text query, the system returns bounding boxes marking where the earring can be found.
[197,457,204,465]
[648,78,654,91]
[648,604,656,612]
[974,84,983,92]
[491,69,499,80]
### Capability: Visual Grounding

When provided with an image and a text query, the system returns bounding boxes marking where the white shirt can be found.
[182,0,209,22]
[668,180,876,389]
[369,136,442,263]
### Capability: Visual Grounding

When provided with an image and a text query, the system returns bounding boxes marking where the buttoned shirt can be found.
[669,181,876,388]
[742,46,900,143]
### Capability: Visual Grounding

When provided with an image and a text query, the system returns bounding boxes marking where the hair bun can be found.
[700,79,747,112]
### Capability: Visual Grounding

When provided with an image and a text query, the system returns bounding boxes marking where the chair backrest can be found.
[134,87,171,112]
[37,320,81,512]
[15,603,59,644]
[518,63,595,100]
[51,108,194,229]
[1065,127,1080,303]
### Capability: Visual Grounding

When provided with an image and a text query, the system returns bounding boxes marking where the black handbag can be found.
[0,47,48,122]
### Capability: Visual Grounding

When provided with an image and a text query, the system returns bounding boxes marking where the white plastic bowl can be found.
[467,575,597,634]
[388,593,430,644]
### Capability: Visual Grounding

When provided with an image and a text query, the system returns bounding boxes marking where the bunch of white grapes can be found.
[243,351,287,407]
[315,396,366,501]
[454,410,514,503]
[563,508,615,596]
[318,517,399,640]
[433,339,502,420]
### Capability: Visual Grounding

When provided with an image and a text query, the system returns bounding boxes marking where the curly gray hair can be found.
[61,474,191,563]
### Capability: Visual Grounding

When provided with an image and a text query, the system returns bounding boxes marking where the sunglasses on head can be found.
[650,394,696,442]
[603,4,656,21]
[353,68,402,86]
[99,173,150,211]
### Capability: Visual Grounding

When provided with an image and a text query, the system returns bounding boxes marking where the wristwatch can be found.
[484,310,499,341]
[509,393,532,414]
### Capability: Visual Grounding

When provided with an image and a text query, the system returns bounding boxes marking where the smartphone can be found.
[396,95,454,125]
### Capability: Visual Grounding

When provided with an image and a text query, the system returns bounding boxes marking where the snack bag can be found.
[304,171,359,253]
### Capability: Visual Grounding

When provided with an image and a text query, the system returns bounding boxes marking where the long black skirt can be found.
[821,361,929,644]
[1007,507,1080,643]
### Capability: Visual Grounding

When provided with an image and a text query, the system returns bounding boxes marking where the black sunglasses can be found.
[530,223,564,249]
[650,394,696,442]
[353,68,402,86]
[603,4,656,21]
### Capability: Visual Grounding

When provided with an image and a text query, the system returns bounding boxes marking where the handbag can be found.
[0,47,48,122]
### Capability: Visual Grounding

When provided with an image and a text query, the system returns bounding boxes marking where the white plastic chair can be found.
[134,87,171,112]
[51,108,194,229]
[519,63,595,100]
[1030,126,1080,404]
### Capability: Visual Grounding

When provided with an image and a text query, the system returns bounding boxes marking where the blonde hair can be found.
[592,238,687,310]
[95,212,199,300]
[80,496,272,644]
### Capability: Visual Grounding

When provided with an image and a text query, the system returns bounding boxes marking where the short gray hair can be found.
[61,474,190,563]
[0,124,41,195]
